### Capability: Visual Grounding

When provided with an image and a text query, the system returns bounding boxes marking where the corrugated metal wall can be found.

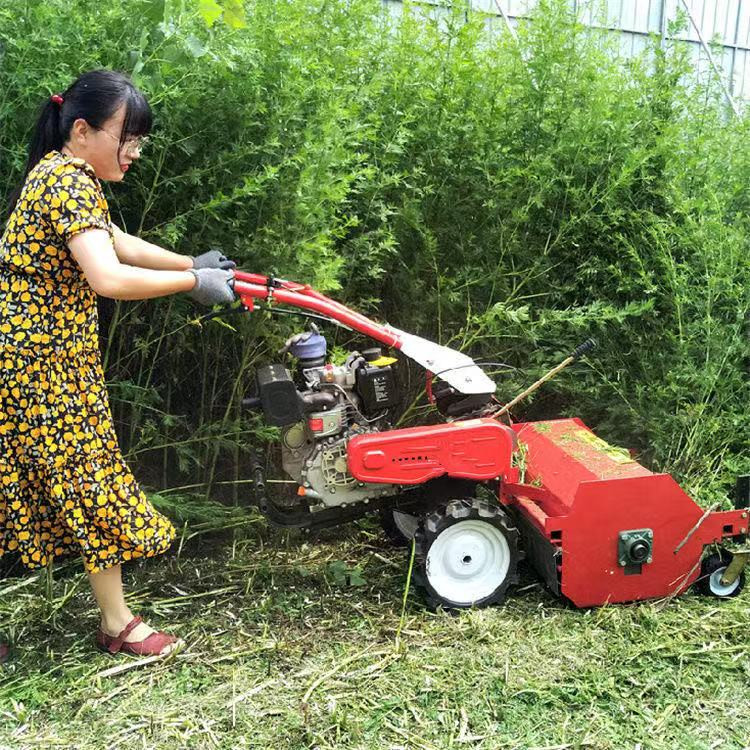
[382,0,750,104]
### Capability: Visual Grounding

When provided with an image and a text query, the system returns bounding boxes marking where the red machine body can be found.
[348,419,516,485]
[233,269,748,608]
[501,419,748,607]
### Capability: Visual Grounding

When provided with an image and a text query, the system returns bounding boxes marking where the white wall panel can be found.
[647,0,664,33]
[733,48,747,95]
[737,2,750,46]
[381,0,750,104]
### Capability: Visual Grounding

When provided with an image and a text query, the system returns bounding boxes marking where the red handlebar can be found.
[233,271,403,349]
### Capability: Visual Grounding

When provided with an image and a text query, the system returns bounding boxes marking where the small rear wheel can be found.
[696,550,745,598]
[414,498,521,609]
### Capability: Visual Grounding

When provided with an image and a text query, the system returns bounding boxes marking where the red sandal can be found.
[96,616,181,657]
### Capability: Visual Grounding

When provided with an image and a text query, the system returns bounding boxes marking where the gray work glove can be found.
[191,249,236,270]
[187,267,236,306]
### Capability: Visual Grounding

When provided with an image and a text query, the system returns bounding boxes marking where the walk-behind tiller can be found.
[231,270,749,609]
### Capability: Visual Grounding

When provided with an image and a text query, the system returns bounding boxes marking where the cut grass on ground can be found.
[1,514,749,750]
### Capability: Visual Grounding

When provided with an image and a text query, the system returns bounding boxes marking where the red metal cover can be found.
[506,419,749,607]
[347,418,515,485]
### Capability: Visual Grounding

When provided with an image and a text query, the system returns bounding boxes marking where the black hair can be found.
[7,69,152,216]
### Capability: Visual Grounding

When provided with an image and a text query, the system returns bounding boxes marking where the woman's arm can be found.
[69,229,195,300]
[111,223,193,271]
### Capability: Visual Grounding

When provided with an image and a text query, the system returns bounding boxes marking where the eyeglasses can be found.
[94,126,149,154]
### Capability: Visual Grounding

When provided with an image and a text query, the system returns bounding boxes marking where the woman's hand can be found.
[186,268,236,306]
[191,249,236,270]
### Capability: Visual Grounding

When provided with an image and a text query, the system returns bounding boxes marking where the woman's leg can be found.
[86,563,162,644]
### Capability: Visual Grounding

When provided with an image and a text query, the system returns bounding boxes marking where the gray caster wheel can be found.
[697,550,745,598]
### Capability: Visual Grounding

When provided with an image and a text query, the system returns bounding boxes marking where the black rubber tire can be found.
[413,498,521,610]
[696,550,746,598]
[379,509,410,547]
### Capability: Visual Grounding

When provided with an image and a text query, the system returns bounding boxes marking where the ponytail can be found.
[27,96,66,173]
[6,97,64,217]
[6,69,152,217]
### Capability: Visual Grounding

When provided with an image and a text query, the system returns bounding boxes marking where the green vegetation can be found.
[2,524,750,749]
[2,0,748,501]
[2,1,750,747]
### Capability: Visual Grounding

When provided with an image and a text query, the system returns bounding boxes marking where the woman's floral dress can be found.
[0,150,175,573]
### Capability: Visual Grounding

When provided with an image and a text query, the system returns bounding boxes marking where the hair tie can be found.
[50,94,64,105]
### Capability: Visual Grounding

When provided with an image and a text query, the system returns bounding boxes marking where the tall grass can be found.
[0,0,748,506]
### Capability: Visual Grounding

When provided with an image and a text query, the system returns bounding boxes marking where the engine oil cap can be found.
[362,347,396,367]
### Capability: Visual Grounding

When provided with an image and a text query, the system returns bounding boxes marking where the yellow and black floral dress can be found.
[0,150,175,573]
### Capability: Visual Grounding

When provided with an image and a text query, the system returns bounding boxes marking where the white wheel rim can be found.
[709,566,740,596]
[425,519,511,605]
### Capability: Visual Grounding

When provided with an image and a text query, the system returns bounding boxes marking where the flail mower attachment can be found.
[502,419,748,607]
[232,271,749,609]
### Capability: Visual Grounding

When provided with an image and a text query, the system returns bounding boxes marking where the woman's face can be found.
[65,103,144,182]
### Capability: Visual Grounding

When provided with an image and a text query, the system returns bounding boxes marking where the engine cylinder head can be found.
[291,333,327,370]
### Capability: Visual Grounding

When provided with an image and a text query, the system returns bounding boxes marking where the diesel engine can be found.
[247,328,400,511]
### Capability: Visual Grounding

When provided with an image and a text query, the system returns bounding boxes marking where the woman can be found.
[0,69,235,659]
